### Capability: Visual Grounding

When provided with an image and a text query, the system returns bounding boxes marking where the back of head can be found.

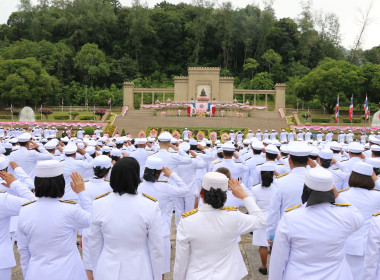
[202,172,228,209]
[34,160,65,198]
[110,157,141,195]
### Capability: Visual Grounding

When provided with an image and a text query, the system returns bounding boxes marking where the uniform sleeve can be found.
[363,217,380,280]
[269,215,290,280]
[70,192,92,229]
[192,156,206,169]
[147,204,164,280]
[17,218,30,279]
[266,184,282,239]
[0,193,28,218]
[236,196,266,234]
[12,166,35,190]
[161,173,190,199]
[88,203,104,274]
[176,153,193,165]
[173,219,191,280]
[9,180,36,201]
[31,149,54,160]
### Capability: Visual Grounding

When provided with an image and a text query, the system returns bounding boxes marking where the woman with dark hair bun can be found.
[138,157,189,277]
[316,149,345,191]
[88,157,164,280]
[174,172,265,279]
[251,163,276,275]
[339,162,380,279]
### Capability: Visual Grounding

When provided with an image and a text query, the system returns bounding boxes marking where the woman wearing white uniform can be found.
[251,163,276,275]
[138,157,189,277]
[269,168,363,280]
[317,149,345,190]
[173,172,266,280]
[88,157,164,280]
[82,155,113,280]
[339,162,380,280]
[363,212,380,280]
[17,160,92,280]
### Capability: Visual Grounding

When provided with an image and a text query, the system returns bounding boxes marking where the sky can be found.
[0,0,379,50]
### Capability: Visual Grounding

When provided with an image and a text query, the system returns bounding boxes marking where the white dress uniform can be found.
[326,132,334,142]
[88,192,164,280]
[363,213,380,280]
[270,131,278,140]
[280,131,288,142]
[77,129,84,139]
[130,147,151,178]
[17,191,92,280]
[139,170,189,274]
[317,132,324,142]
[94,129,102,137]
[174,182,266,280]
[0,181,35,280]
[287,131,294,142]
[269,198,363,280]
[229,132,235,140]
[212,158,247,181]
[256,131,263,140]
[305,131,312,141]
[346,132,354,143]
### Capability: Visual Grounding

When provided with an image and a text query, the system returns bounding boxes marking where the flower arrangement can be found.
[160,111,166,117]
[221,110,225,117]
[196,96,210,101]
[41,109,53,119]
[178,109,182,117]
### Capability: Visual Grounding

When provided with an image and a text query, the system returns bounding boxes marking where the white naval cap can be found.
[85,146,95,155]
[319,148,333,159]
[170,138,179,144]
[0,157,9,170]
[179,142,190,152]
[366,158,380,168]
[272,140,281,147]
[93,155,112,169]
[61,136,70,143]
[329,142,342,151]
[252,142,264,150]
[115,137,124,144]
[145,157,164,170]
[63,142,77,155]
[136,138,147,145]
[263,139,271,145]
[371,145,380,152]
[17,133,31,143]
[106,142,114,147]
[101,146,111,153]
[280,145,288,154]
[158,132,172,142]
[287,142,312,156]
[4,143,12,149]
[35,160,64,178]
[352,162,373,176]
[44,140,57,150]
[310,148,319,157]
[9,138,18,144]
[202,172,228,192]
[222,142,235,152]
[265,144,279,155]
[243,139,250,145]
[369,136,380,145]
[110,148,122,157]
[261,163,275,172]
[217,148,223,153]
[305,168,333,192]
[189,139,198,146]
[348,142,364,153]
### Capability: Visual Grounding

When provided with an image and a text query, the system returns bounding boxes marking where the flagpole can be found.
[40,106,42,120]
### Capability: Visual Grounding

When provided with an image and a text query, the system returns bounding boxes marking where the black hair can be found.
[4,148,12,156]
[374,168,380,176]
[206,144,211,147]
[350,152,362,156]
[102,152,110,156]
[90,153,96,159]
[253,149,262,155]
[281,152,289,157]
[116,143,123,149]
[373,151,380,157]
[93,166,111,179]
[266,152,277,160]
[19,142,28,147]
[190,145,198,151]
[261,171,274,187]
[203,188,227,209]
[290,155,309,166]
[309,155,318,160]
[143,168,162,183]
[111,156,121,162]
[110,157,141,195]
[34,175,65,198]
[223,150,234,157]
[349,171,375,190]
[217,152,223,159]
[320,157,332,169]
[331,150,340,154]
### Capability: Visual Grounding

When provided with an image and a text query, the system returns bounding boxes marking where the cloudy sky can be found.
[0,0,378,50]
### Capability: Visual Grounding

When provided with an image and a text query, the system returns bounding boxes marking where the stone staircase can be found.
[113,109,288,137]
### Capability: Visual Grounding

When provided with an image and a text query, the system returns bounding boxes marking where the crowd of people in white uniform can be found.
[1,125,380,280]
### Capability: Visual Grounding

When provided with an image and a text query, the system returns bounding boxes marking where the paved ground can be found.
[11,208,270,280]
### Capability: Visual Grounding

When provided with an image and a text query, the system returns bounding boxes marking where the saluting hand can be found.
[228,178,248,200]
[162,167,173,177]
[0,171,17,188]
[70,172,85,194]
[9,161,19,170]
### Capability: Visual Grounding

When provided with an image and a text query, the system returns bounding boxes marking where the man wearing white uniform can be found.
[287,130,294,142]
[130,138,151,179]
[338,131,346,143]
[280,129,288,143]
[270,129,278,141]
[9,133,53,179]
[229,130,235,141]
[77,128,85,139]
[182,128,190,139]
[305,129,312,141]
[94,128,102,138]
[256,129,263,141]
[325,130,334,142]
[341,142,364,187]
[247,130,254,140]
[212,143,247,181]
[346,130,354,143]
[317,131,324,142]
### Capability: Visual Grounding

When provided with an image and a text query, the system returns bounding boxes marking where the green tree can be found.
[250,72,274,89]
[261,49,282,73]
[243,58,259,79]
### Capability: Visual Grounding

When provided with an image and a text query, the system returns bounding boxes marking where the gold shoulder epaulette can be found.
[182,208,198,218]
[341,159,349,162]
[0,190,6,193]
[212,158,218,162]
[149,151,158,156]
[333,168,339,170]
[214,161,221,164]
[252,183,260,187]
[84,180,89,182]
[245,157,252,161]
[158,180,168,183]
[22,200,36,206]
[278,163,284,166]
[333,203,351,207]
[373,188,380,191]
[285,204,301,212]
[277,172,289,179]
[95,192,110,200]
[59,200,77,204]
[142,193,157,202]
[257,163,264,166]
[221,206,238,211]
[235,161,242,163]
[373,212,380,216]
[338,188,349,193]
[104,179,110,182]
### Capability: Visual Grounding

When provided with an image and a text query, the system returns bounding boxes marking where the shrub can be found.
[121,129,126,136]
[79,115,93,120]
[84,127,95,135]
[54,115,69,120]
[105,124,116,136]
[95,108,106,116]
[301,113,311,118]
[311,118,331,123]
[41,109,53,119]
[0,115,12,119]
[343,118,361,123]
[70,111,79,118]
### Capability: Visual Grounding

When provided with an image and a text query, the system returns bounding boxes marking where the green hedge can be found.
[0,115,13,119]
[343,118,361,123]
[54,115,70,120]
[84,127,94,135]
[79,115,94,120]
[311,118,331,123]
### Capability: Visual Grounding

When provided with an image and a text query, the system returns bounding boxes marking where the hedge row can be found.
[79,115,94,120]
[54,115,70,120]
[342,118,362,123]
[311,118,331,123]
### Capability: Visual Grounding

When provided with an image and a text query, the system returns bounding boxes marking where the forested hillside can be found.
[0,0,379,112]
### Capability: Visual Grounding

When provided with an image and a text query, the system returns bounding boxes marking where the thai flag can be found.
[93,105,96,114]
[335,95,339,122]
[349,95,353,122]
[297,100,299,109]
[69,106,72,112]
[108,98,111,105]
[61,98,64,106]
[364,95,370,120]
[307,108,310,116]
[10,104,13,113]
[85,99,88,106]
[40,104,43,113]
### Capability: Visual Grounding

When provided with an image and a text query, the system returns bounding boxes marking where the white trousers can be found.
[162,236,171,274]
[346,254,363,280]
[0,268,11,280]
[174,196,196,225]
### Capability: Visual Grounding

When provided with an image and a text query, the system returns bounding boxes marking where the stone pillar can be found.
[141,92,143,105]
[265,94,268,108]
[123,82,135,110]
[275,83,286,110]
[254,94,256,107]
[152,93,155,105]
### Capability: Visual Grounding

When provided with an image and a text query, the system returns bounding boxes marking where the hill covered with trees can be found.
[0,0,379,112]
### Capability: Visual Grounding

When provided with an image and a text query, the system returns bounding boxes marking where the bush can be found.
[343,118,361,123]
[95,108,106,116]
[311,118,331,123]
[301,113,311,118]
[70,111,79,118]
[54,115,69,120]
[84,127,95,135]
[105,124,116,136]
[41,109,53,119]
[121,129,126,136]
[0,115,13,119]
[79,115,93,120]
